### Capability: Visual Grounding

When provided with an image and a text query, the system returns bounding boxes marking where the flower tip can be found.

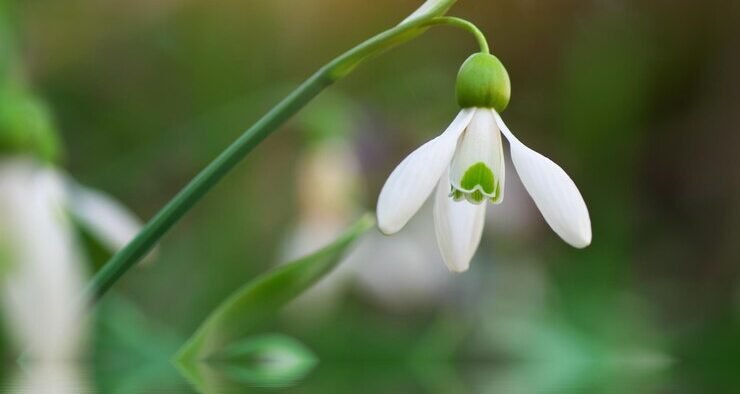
[377,215,402,236]
[446,264,470,274]
[567,228,592,249]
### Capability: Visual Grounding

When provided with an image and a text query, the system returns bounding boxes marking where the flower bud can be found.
[456,53,511,112]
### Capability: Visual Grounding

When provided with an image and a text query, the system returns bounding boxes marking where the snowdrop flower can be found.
[377,53,591,272]
[0,159,88,360]
[0,157,147,360]
[280,139,362,317]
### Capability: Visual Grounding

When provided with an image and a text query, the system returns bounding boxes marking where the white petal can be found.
[66,182,151,258]
[377,109,475,234]
[494,111,592,248]
[433,171,487,272]
[450,108,506,204]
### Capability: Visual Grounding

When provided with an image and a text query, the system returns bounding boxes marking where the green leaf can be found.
[401,0,456,25]
[177,334,317,392]
[212,334,317,387]
[175,214,375,363]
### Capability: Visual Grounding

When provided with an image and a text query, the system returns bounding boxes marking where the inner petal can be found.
[449,109,505,205]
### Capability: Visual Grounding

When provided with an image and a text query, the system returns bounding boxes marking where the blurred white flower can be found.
[353,204,450,311]
[10,364,89,394]
[280,140,449,316]
[0,157,146,360]
[66,181,150,259]
[280,140,364,317]
[0,159,87,360]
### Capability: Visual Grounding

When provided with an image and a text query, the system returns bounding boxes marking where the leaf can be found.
[401,0,456,25]
[175,214,374,363]
[210,334,317,388]
[178,334,317,394]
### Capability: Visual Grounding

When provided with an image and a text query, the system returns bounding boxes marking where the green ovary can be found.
[452,162,500,204]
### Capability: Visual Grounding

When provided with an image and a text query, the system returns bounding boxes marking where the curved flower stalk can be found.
[403,0,455,24]
[378,52,592,272]
[83,0,470,302]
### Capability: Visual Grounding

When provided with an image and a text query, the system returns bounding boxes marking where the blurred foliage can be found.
[0,2,60,162]
[177,215,374,362]
[93,296,184,394]
[181,334,317,392]
[0,86,60,162]
[1,0,739,392]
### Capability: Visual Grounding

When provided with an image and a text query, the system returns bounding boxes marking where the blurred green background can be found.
[2,0,740,393]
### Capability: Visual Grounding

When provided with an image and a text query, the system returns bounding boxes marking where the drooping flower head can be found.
[377,52,591,272]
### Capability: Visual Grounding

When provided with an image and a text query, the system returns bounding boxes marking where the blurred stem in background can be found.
[85,1,500,303]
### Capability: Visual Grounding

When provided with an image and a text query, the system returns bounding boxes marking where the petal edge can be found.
[377,109,475,234]
[433,171,487,272]
[494,111,592,248]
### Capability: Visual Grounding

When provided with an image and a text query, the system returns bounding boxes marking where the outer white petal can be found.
[377,109,475,234]
[433,171,487,272]
[493,111,592,248]
[67,183,146,256]
[450,108,506,204]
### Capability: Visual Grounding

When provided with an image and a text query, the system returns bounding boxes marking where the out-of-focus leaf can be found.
[0,87,60,163]
[181,334,318,394]
[0,242,10,279]
[94,296,186,394]
[0,3,15,85]
[176,214,374,363]
[215,334,317,387]
[95,296,182,364]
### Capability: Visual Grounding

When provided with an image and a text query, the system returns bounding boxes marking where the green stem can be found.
[426,16,490,53]
[84,2,476,303]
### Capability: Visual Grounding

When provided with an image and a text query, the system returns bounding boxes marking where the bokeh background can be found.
[1,0,740,393]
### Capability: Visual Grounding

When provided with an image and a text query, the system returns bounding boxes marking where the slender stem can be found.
[83,72,332,302]
[426,16,490,53]
[84,3,471,302]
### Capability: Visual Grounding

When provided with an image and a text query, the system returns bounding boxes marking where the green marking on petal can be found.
[449,162,502,205]
[468,190,485,204]
[460,162,496,194]
[451,189,465,201]
[489,180,502,203]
